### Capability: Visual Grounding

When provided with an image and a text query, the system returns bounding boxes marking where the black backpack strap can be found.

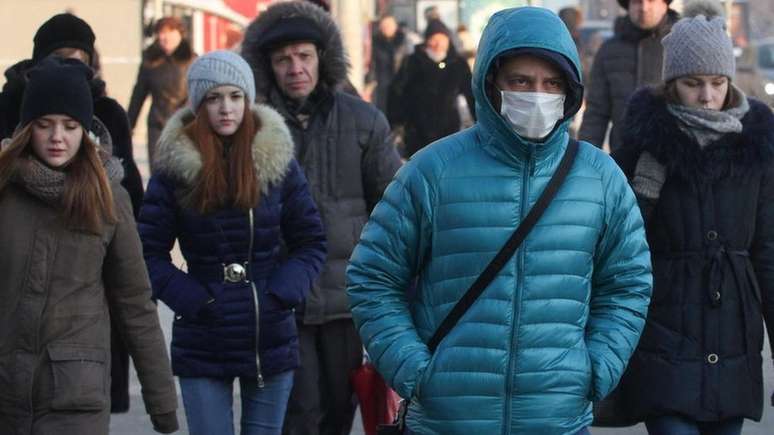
[427,139,580,352]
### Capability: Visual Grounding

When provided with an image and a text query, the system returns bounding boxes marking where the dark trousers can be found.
[645,415,744,435]
[282,319,363,435]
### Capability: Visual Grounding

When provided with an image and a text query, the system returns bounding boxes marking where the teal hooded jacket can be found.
[346,7,652,435]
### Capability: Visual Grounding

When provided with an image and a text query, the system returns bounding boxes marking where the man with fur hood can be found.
[579,0,679,152]
[127,17,196,173]
[241,2,402,434]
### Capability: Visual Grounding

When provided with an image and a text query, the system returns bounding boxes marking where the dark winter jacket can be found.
[127,40,195,134]
[0,157,178,434]
[387,44,475,157]
[0,59,144,215]
[367,30,412,113]
[613,88,774,422]
[138,104,327,378]
[579,10,678,152]
[241,0,402,325]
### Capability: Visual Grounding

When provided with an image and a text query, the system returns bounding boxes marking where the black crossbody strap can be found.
[426,139,579,352]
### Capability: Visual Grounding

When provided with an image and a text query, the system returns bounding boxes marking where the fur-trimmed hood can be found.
[154,103,294,194]
[621,87,774,181]
[240,1,349,99]
[142,39,195,67]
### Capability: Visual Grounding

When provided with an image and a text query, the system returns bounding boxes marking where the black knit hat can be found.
[257,16,323,51]
[618,0,672,8]
[20,57,94,130]
[32,13,96,64]
[424,19,451,40]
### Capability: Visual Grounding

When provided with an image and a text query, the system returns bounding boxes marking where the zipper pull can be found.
[257,373,265,388]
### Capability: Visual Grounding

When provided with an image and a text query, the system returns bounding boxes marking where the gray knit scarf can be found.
[15,153,124,205]
[667,85,749,148]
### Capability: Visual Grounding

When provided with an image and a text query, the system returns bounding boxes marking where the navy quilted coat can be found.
[138,104,326,379]
[346,7,653,435]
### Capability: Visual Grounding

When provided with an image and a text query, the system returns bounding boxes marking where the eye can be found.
[230,92,244,100]
[34,120,51,128]
[64,123,80,130]
[547,79,565,90]
[206,94,219,102]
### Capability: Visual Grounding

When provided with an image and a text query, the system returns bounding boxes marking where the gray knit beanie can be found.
[187,50,256,110]
[662,14,735,82]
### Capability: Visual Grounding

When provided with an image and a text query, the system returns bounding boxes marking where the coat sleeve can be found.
[127,65,149,130]
[266,159,327,307]
[347,161,433,399]
[137,174,213,319]
[361,107,402,211]
[386,56,411,127]
[578,45,612,149]
[103,185,178,417]
[587,160,653,401]
[751,162,774,356]
[96,97,145,216]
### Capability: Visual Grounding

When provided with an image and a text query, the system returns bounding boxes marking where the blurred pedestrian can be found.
[0,56,178,435]
[579,0,679,152]
[387,18,475,157]
[613,5,774,434]
[240,2,402,434]
[365,14,412,113]
[347,7,652,435]
[0,12,145,413]
[138,50,326,435]
[127,16,196,173]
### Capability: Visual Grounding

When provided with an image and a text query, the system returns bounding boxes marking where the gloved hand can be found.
[632,151,667,201]
[150,411,179,433]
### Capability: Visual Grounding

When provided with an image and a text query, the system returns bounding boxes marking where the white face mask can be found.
[500,90,566,140]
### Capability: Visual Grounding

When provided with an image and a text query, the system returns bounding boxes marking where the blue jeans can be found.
[179,371,294,435]
[645,415,744,435]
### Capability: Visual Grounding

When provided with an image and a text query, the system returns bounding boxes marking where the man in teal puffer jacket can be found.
[346,7,653,435]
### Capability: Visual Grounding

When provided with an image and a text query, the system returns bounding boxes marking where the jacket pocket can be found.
[48,344,107,411]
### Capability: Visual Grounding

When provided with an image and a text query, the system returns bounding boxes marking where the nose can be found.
[698,85,713,104]
[50,124,65,143]
[288,57,304,74]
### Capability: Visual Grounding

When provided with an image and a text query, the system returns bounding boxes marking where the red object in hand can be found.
[351,362,402,435]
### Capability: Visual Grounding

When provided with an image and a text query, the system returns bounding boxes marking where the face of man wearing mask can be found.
[493,54,567,141]
[628,0,669,30]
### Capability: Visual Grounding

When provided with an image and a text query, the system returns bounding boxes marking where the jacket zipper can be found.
[502,147,534,435]
[247,208,265,388]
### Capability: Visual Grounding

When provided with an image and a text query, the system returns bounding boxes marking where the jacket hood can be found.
[622,87,774,182]
[154,103,295,194]
[472,7,583,161]
[241,1,349,99]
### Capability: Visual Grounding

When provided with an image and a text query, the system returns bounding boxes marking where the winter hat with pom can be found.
[662,0,734,82]
[187,50,256,110]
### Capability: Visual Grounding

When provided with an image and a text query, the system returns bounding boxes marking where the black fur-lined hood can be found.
[621,87,774,182]
[240,1,349,99]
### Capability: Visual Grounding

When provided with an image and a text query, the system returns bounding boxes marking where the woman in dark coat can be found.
[0,56,178,435]
[387,19,474,158]
[138,51,326,435]
[0,12,145,413]
[613,10,774,435]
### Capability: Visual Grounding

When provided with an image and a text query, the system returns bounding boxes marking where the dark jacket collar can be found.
[614,9,679,43]
[622,87,774,182]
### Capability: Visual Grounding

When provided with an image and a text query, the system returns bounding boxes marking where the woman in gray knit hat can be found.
[610,2,774,434]
[137,50,326,435]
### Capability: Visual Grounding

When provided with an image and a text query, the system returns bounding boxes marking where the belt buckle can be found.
[223,262,247,283]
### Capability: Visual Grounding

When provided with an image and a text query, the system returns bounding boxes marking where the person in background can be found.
[387,18,475,158]
[138,50,326,435]
[241,1,402,434]
[613,4,774,434]
[347,6,652,435]
[0,56,178,435]
[0,12,145,413]
[365,14,413,113]
[579,0,679,152]
[127,16,196,173]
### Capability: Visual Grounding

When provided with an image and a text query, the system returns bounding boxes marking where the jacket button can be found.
[707,230,718,240]
[707,353,719,364]
[714,291,721,301]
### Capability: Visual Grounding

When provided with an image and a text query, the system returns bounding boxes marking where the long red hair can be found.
[183,102,261,214]
[0,123,117,234]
